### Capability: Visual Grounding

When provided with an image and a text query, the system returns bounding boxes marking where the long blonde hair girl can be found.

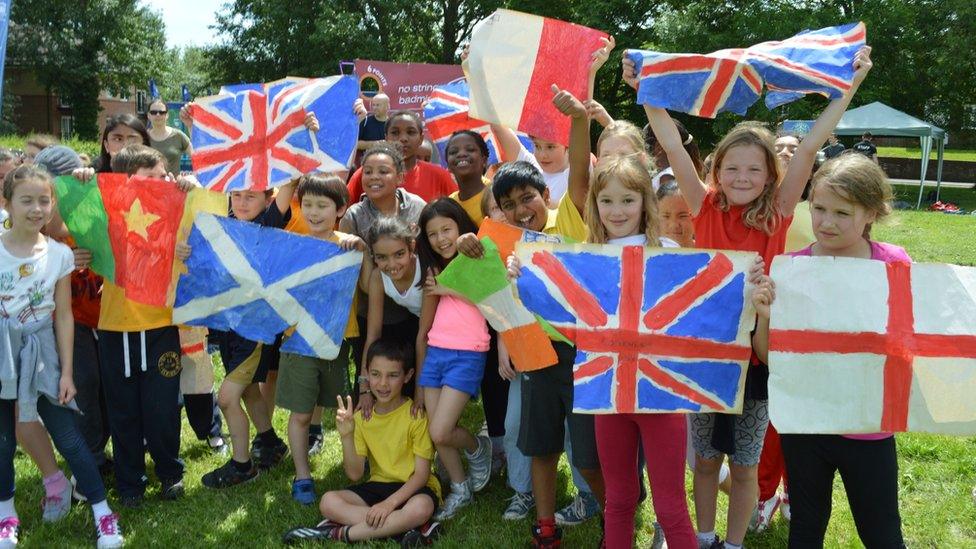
[585,154,661,245]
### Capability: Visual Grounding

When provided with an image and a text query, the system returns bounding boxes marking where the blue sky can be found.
[145,0,225,48]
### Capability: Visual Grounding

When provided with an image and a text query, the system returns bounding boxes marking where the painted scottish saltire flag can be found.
[769,256,976,435]
[424,80,534,165]
[625,22,866,118]
[190,75,359,191]
[173,213,362,360]
[515,243,757,414]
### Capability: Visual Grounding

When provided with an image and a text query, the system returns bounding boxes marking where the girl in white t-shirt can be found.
[0,165,123,547]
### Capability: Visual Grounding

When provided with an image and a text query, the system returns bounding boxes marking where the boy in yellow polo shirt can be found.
[282,338,440,545]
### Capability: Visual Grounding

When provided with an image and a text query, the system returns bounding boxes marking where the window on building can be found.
[60,116,74,141]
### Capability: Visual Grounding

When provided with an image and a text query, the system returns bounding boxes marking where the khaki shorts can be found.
[275,341,351,414]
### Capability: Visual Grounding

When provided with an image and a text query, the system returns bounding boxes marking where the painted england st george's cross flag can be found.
[189,75,359,192]
[172,213,362,360]
[515,242,758,414]
[768,256,976,436]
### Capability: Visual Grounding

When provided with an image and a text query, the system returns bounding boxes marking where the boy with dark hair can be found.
[282,338,441,546]
[197,181,294,488]
[455,90,604,547]
[279,173,365,504]
[852,132,878,163]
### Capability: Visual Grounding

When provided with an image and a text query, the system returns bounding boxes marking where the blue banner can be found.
[0,0,12,119]
[148,78,160,99]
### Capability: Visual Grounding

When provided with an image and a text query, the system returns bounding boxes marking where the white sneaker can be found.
[748,493,781,533]
[781,492,791,522]
[502,491,535,520]
[465,434,492,492]
[433,482,473,520]
[95,513,124,548]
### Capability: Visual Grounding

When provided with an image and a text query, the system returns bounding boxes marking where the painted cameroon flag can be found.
[436,237,557,372]
[54,174,226,307]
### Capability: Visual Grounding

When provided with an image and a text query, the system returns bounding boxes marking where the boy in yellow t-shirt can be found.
[283,338,441,545]
[277,174,365,505]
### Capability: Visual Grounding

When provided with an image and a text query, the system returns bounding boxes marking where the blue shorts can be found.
[418,346,486,397]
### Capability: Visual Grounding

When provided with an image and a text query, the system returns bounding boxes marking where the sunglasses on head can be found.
[149,109,167,115]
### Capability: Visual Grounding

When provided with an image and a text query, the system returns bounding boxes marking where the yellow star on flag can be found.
[124,198,160,240]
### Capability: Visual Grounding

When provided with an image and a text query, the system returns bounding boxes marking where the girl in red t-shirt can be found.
[624,45,874,549]
[347,111,457,203]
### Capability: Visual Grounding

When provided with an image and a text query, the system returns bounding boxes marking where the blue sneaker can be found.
[291,478,316,505]
[554,491,600,526]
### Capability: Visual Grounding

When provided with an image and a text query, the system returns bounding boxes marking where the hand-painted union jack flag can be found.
[626,22,866,118]
[190,75,359,192]
[423,80,534,166]
[515,243,758,414]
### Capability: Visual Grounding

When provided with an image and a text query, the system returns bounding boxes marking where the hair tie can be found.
[683,133,694,146]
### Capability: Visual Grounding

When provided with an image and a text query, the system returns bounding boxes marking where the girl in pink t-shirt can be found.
[752,154,907,547]
[413,198,491,521]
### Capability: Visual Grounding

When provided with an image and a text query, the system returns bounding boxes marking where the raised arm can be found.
[587,36,615,100]
[623,54,708,213]
[643,106,708,214]
[552,85,590,215]
[777,46,873,213]
[488,123,524,163]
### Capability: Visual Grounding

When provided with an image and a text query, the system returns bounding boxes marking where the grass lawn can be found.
[2,137,974,545]
[14,205,976,548]
[878,146,976,163]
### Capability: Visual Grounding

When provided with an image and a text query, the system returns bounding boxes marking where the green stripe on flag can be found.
[55,175,115,281]
[437,237,509,303]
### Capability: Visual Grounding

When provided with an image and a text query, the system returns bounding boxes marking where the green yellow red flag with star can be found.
[54,174,226,307]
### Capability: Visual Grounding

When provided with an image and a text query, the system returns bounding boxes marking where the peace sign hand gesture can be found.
[335,395,355,437]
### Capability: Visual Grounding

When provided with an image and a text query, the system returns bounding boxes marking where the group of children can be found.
[0,30,922,549]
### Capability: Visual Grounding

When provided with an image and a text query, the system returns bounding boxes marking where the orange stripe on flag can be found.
[501,324,558,372]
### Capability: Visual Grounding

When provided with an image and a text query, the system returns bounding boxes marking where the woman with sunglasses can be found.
[147,99,192,174]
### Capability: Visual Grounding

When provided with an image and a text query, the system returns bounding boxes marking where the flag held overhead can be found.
[626,22,866,118]
[190,75,359,192]
[466,9,607,146]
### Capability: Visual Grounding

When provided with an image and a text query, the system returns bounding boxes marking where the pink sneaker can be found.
[95,513,124,549]
[0,516,19,548]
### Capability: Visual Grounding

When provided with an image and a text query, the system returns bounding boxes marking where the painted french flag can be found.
[466,9,607,147]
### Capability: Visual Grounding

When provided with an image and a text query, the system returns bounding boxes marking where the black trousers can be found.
[781,433,904,549]
[184,392,222,441]
[72,324,110,465]
[98,327,184,497]
[479,329,509,438]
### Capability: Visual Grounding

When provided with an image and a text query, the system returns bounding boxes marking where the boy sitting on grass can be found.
[283,338,441,547]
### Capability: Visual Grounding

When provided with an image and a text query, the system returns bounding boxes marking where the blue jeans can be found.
[0,397,106,503]
[504,375,590,494]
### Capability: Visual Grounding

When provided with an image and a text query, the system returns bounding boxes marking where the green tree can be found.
[158,46,215,101]
[206,0,503,85]
[8,0,167,139]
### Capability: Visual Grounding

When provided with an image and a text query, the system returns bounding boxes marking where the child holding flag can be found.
[751,153,907,548]
[626,44,873,549]
[276,173,365,505]
[0,165,124,547]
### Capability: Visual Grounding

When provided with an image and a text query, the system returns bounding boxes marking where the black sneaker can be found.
[401,521,442,547]
[120,494,143,509]
[282,519,344,545]
[531,523,561,548]
[201,459,258,489]
[160,477,184,500]
[307,432,324,455]
[253,437,288,470]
